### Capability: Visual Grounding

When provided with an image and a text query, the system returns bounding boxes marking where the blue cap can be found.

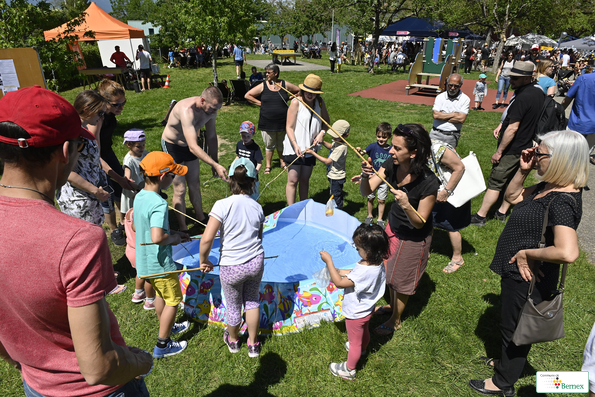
[229,158,257,179]
[479,74,487,79]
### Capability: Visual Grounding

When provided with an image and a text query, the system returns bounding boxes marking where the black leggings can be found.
[464,58,473,73]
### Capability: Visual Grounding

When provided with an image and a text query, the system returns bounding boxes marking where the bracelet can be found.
[444,187,453,196]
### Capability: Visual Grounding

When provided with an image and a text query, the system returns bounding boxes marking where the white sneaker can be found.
[329,361,356,380]
[170,321,190,335]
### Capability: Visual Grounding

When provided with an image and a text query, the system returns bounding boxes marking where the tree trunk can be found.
[484,27,493,47]
[212,41,218,86]
[491,32,506,74]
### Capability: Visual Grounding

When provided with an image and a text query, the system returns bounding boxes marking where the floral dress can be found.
[57,138,106,225]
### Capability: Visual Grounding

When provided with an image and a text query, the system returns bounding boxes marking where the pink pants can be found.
[346,312,372,369]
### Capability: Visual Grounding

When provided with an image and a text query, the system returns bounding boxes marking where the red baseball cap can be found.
[0,85,94,148]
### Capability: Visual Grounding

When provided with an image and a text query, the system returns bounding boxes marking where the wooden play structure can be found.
[406,38,463,95]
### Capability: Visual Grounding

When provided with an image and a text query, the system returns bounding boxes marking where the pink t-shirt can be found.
[0,196,127,396]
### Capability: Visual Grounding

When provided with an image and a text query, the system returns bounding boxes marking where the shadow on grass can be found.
[475,293,537,382]
[431,228,476,258]
[203,352,287,397]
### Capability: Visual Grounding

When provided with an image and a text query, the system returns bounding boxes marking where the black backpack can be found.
[535,95,567,142]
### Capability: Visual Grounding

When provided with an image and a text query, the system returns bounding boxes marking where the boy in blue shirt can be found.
[358,122,392,228]
[135,152,192,358]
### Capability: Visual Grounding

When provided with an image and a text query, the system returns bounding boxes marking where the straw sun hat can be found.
[299,74,324,94]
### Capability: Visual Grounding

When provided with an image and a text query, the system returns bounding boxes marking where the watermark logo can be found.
[536,371,589,393]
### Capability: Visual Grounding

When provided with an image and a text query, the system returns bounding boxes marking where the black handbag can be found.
[511,194,575,346]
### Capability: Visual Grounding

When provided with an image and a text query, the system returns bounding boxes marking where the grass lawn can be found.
[2,54,594,396]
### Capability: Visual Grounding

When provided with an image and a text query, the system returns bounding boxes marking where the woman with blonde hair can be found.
[536,59,556,96]
[469,129,588,397]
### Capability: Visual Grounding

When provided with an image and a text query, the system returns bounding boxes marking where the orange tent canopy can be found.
[43,2,145,41]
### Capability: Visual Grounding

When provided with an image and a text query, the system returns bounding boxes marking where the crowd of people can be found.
[1,42,595,395]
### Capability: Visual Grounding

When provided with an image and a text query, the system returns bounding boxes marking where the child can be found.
[305,120,350,210]
[357,123,392,228]
[235,121,263,200]
[125,207,156,310]
[121,128,148,216]
[199,158,265,358]
[473,74,488,110]
[319,223,388,381]
[135,152,191,358]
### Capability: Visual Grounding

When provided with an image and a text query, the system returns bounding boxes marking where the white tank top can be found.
[283,98,322,157]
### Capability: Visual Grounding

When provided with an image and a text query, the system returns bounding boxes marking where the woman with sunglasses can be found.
[98,80,136,247]
[359,123,440,335]
[57,90,111,226]
[469,129,588,397]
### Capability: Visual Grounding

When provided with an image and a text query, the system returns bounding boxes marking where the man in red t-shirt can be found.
[110,45,131,68]
[0,86,153,396]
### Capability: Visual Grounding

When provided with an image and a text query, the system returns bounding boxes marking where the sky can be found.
[27,0,113,13]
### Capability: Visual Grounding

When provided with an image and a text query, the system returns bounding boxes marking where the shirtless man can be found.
[161,86,228,231]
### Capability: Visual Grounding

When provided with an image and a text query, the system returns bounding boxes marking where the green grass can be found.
[1,55,594,396]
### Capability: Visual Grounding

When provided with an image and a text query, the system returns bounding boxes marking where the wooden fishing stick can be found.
[139,256,279,279]
[275,82,426,224]
[168,206,208,227]
[140,236,201,246]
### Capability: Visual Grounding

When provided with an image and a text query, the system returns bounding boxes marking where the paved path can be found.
[555,96,594,263]
[246,59,328,72]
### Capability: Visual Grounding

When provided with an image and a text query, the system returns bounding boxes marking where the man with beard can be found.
[431,73,470,148]
[470,61,545,226]
[161,86,229,232]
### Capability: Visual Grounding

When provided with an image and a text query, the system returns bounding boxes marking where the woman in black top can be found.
[245,63,299,174]
[469,129,588,397]
[464,45,476,74]
[360,123,440,335]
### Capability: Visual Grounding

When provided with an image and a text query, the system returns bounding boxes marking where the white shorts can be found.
[367,182,388,201]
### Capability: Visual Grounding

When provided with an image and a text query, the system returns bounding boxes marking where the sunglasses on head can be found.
[109,100,126,108]
[397,124,414,137]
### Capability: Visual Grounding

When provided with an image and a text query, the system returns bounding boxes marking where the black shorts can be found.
[235,60,244,66]
[161,139,197,163]
[283,154,316,167]
[139,68,152,78]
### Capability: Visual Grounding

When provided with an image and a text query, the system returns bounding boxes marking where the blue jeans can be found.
[24,378,150,397]
[496,76,510,102]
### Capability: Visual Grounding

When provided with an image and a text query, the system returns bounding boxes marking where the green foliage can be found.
[110,0,157,22]
[264,0,333,42]
[0,0,92,91]
[57,0,90,20]
[79,41,102,68]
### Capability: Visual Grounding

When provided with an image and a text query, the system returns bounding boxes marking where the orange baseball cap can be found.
[140,152,188,176]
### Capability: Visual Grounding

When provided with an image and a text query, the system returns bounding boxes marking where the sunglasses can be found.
[534,150,552,159]
[109,100,127,108]
[510,76,523,81]
[397,124,414,137]
[69,139,86,152]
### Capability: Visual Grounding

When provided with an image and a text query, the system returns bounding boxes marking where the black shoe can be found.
[111,227,126,246]
[500,103,507,108]
[494,211,507,223]
[468,380,515,397]
[470,213,487,226]
[492,103,499,109]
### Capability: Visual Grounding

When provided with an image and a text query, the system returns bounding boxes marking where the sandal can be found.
[108,284,127,295]
[264,167,271,175]
[443,259,464,274]
[373,306,392,316]
[374,322,400,336]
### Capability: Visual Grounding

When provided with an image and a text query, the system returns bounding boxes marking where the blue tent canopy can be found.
[382,17,438,37]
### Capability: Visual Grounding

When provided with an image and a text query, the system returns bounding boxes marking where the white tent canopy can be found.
[560,36,595,50]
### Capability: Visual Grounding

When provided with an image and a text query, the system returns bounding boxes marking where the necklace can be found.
[0,183,54,203]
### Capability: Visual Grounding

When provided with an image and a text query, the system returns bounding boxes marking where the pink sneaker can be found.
[132,290,146,303]
[143,299,155,310]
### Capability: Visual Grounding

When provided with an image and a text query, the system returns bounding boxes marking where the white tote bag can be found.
[438,151,486,208]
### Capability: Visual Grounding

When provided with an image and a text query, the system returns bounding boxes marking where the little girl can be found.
[320,223,388,380]
[121,128,148,215]
[199,158,264,358]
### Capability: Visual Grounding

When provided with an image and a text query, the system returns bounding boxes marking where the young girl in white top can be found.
[320,223,388,380]
[199,158,265,358]
[121,128,148,215]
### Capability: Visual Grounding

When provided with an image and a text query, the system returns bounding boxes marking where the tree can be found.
[56,0,90,20]
[0,0,89,91]
[110,0,157,22]
[152,0,260,85]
